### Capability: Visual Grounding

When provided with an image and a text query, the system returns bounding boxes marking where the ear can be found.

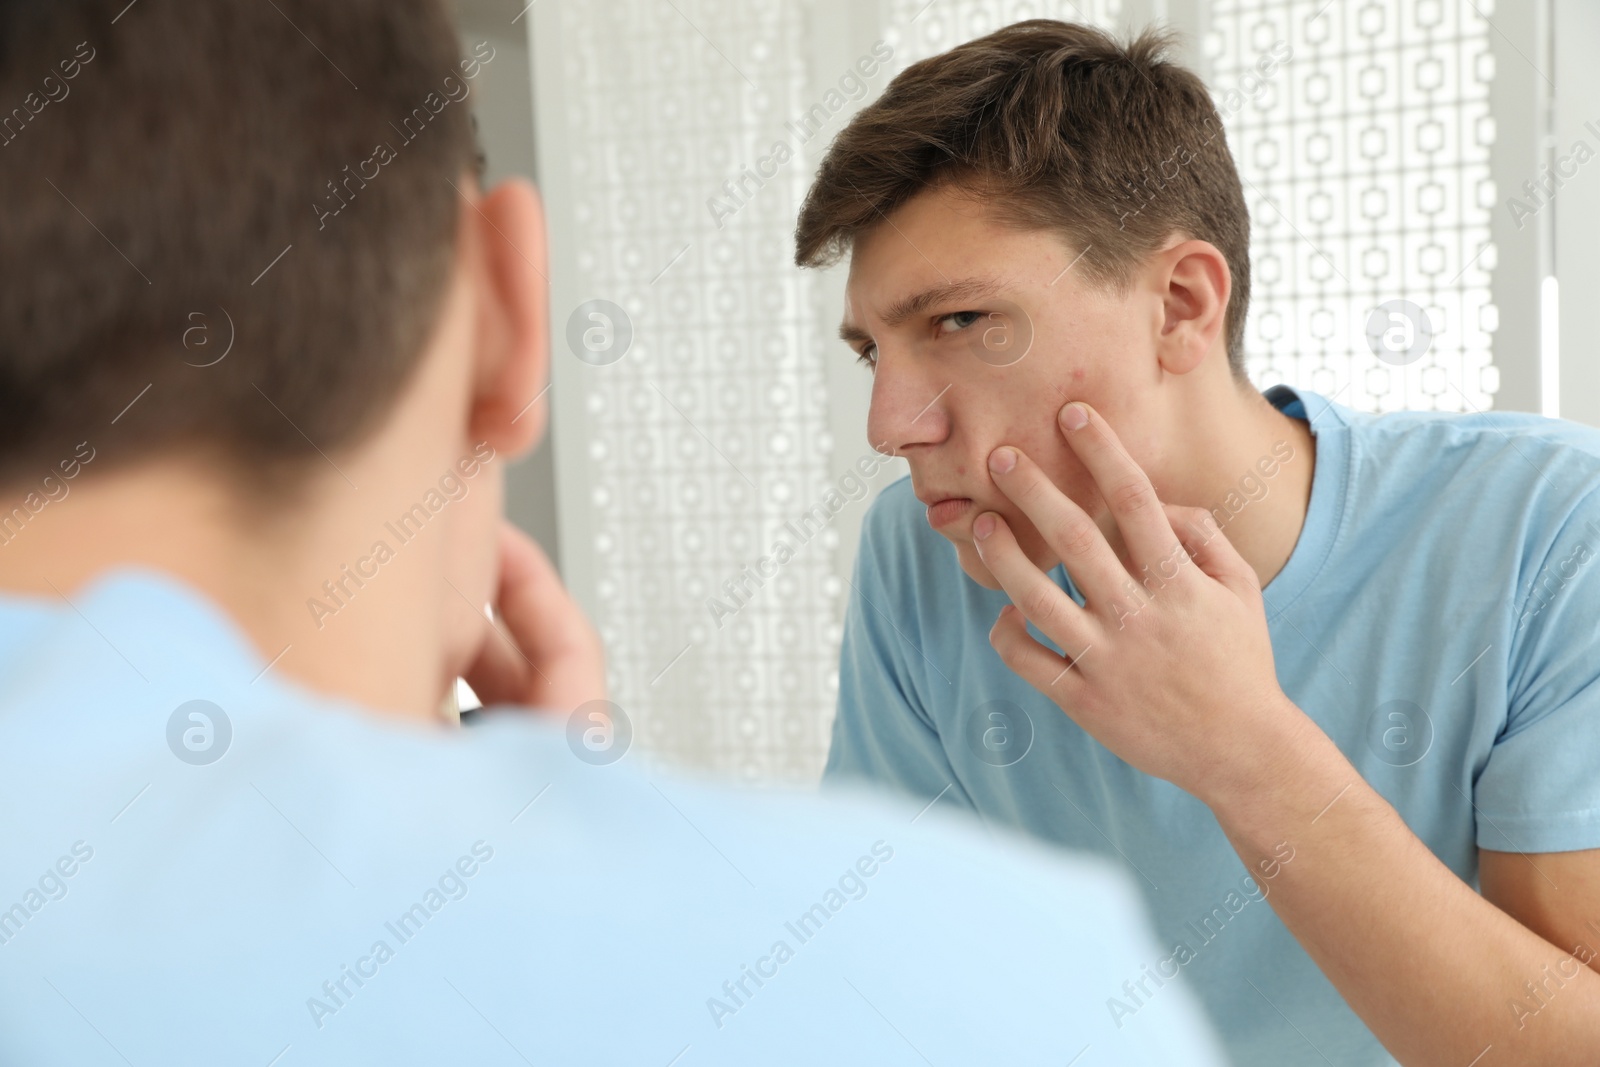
[464,176,550,458]
[1154,239,1231,377]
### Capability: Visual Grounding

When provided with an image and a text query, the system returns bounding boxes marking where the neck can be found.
[0,456,458,726]
[1161,378,1317,590]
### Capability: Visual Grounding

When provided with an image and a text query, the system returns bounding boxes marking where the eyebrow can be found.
[838,276,1007,345]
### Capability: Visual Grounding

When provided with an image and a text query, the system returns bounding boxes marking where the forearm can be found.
[1207,703,1600,1066]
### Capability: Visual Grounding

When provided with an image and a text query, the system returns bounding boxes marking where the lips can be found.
[924,497,974,529]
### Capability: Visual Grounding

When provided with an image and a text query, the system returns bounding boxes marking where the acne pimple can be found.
[956,464,967,476]
[1072,368,1085,382]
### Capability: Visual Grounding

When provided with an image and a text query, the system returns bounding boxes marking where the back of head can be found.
[0,0,478,496]
[795,19,1253,372]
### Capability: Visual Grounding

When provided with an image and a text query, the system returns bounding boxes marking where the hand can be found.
[974,401,1307,807]
[462,521,606,713]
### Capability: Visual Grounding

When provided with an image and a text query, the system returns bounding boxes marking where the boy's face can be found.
[842,183,1173,589]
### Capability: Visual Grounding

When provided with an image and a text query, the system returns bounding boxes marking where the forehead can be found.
[848,184,1010,283]
[840,188,1067,334]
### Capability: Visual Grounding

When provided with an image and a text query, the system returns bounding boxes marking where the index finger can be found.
[1057,401,1186,575]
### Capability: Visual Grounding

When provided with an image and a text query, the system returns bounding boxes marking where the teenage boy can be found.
[0,3,1225,1064]
[799,19,1600,1066]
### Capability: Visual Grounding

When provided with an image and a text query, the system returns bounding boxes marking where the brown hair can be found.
[0,0,481,494]
[795,19,1252,374]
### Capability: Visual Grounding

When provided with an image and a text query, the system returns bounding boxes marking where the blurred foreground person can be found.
[0,3,1222,1063]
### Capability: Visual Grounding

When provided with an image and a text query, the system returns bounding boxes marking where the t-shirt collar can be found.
[1259,384,1354,618]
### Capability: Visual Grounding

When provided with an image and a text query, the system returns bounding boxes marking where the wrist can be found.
[1193,693,1342,827]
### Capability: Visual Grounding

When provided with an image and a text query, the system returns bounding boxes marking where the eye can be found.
[936,310,984,336]
[855,342,878,368]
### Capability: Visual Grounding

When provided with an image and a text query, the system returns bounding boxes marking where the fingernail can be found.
[973,512,996,540]
[988,447,1016,474]
[1060,402,1088,431]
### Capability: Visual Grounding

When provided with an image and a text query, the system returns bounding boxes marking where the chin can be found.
[954,541,1004,590]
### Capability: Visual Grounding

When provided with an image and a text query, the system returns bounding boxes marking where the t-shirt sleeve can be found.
[1476,497,1600,852]
[823,503,974,813]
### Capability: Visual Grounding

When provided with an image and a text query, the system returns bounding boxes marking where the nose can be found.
[865,348,952,456]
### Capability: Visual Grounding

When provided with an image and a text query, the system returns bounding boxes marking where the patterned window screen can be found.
[539,0,1504,782]
[1209,0,1498,411]
[549,0,840,781]
[885,0,1122,56]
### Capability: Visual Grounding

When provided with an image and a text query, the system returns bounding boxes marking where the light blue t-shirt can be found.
[826,385,1600,1066]
[0,569,1225,1065]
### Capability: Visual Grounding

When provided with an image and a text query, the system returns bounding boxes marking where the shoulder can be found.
[1345,407,1600,489]
[1335,408,1600,553]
